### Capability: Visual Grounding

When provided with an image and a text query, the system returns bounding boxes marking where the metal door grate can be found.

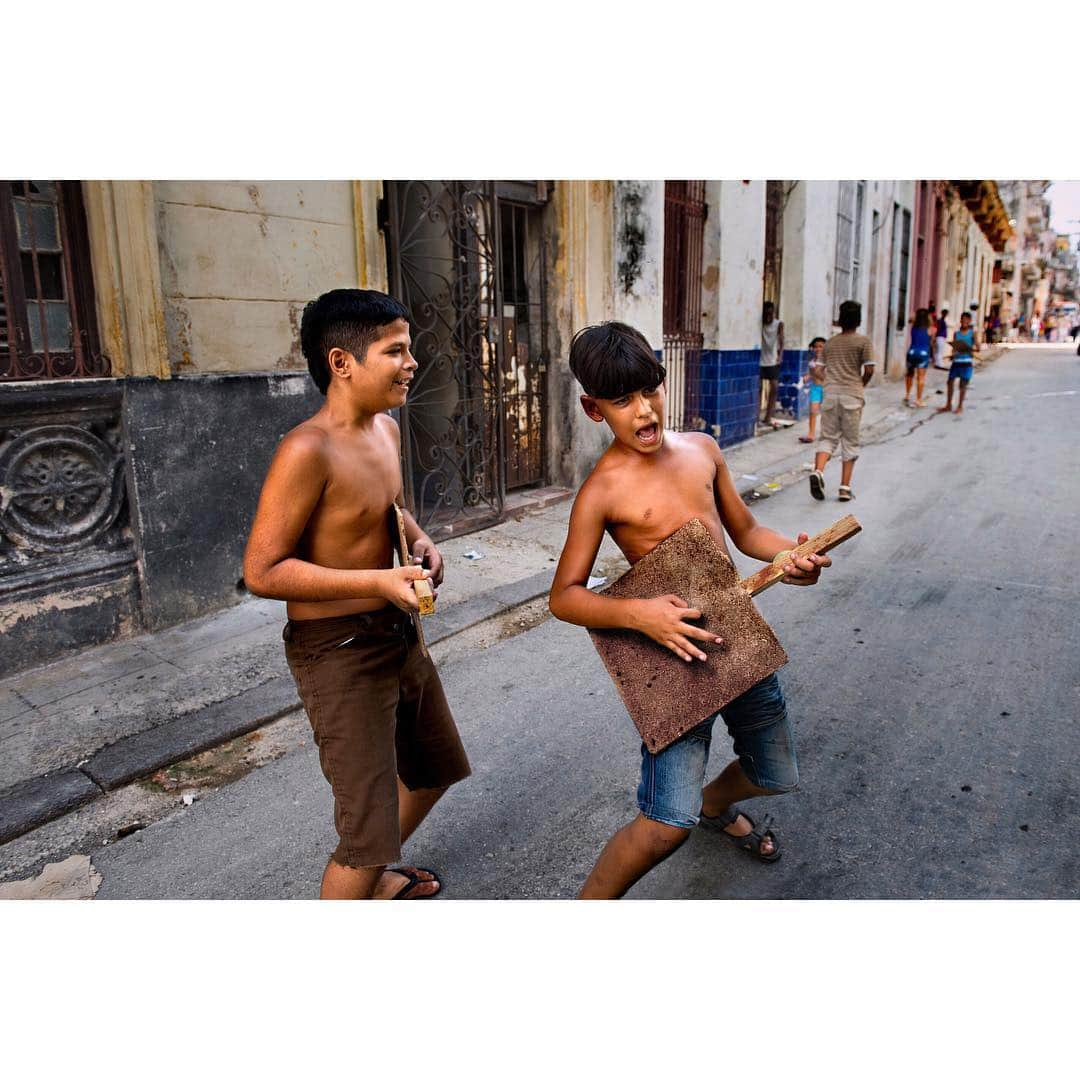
[662,181,706,431]
[384,181,504,535]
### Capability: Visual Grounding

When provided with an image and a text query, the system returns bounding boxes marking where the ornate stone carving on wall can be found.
[0,424,125,553]
[0,383,134,592]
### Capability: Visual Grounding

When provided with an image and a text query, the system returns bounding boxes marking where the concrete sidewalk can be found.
[0,366,958,847]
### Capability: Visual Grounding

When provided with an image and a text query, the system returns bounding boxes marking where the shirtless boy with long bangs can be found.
[244,289,470,900]
[549,321,831,899]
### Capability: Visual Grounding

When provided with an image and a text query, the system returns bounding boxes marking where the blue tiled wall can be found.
[697,348,761,448]
[778,348,811,419]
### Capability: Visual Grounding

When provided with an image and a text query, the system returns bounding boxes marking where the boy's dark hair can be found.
[941,307,949,316]
[959,310,972,321]
[299,288,410,395]
[838,300,861,331]
[568,322,666,400]
[809,336,826,348]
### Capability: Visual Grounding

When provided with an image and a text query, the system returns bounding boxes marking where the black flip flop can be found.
[387,866,442,899]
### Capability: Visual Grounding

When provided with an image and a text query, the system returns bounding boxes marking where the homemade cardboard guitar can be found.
[589,514,861,753]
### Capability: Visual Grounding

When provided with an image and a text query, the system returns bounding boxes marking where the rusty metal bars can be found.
[662,181,706,431]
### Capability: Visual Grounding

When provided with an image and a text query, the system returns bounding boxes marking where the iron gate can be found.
[384,181,504,534]
[384,181,549,534]
[662,181,706,431]
[497,196,547,490]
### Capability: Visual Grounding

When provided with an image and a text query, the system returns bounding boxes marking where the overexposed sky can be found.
[1048,180,1080,235]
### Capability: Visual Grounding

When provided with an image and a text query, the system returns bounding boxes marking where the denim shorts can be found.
[948,360,974,384]
[636,673,798,830]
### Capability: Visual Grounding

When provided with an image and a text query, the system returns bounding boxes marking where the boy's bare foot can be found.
[374,866,441,899]
[955,406,964,415]
[936,405,951,413]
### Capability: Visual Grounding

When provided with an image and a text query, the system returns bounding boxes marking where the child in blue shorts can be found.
[938,310,978,415]
[549,321,833,899]
[800,336,826,443]
[904,308,933,407]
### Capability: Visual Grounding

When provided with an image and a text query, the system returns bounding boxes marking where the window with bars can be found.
[896,207,911,332]
[834,181,855,317]
[0,181,105,380]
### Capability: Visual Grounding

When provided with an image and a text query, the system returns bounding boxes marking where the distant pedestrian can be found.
[809,300,875,503]
[760,301,785,426]
[1030,312,1042,342]
[937,310,979,416]
[928,302,939,339]
[904,308,933,408]
[799,336,826,443]
[933,307,950,368]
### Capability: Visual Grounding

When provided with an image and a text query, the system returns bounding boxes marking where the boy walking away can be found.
[937,310,979,415]
[243,289,471,899]
[799,336,826,443]
[808,300,875,503]
[933,307,950,369]
[759,301,785,426]
[548,322,831,900]
[904,308,933,408]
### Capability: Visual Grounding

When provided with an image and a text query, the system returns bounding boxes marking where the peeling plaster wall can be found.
[546,181,617,490]
[612,181,663,343]
[154,182,359,375]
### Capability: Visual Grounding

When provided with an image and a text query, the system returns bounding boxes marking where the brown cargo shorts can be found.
[283,607,471,869]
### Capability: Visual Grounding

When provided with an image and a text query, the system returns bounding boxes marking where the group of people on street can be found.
[758,293,987,510]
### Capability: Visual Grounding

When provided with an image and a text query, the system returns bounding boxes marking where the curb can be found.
[0,568,558,846]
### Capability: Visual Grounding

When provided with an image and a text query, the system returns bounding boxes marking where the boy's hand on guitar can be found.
[780,532,832,586]
[632,594,724,663]
[411,537,444,589]
[381,565,431,612]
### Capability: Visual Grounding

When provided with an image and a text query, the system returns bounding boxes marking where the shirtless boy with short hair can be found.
[548,322,831,899]
[243,289,470,900]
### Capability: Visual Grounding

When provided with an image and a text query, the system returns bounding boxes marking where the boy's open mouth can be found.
[393,377,412,392]
[635,422,660,446]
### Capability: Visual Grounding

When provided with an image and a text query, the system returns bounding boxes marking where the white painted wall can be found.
[779,180,839,351]
[713,180,766,350]
[154,181,358,374]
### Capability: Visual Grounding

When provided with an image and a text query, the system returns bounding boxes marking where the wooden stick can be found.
[738,514,862,598]
[392,505,431,661]
[393,505,435,615]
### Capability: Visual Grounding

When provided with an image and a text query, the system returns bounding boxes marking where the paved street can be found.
[77,347,1080,898]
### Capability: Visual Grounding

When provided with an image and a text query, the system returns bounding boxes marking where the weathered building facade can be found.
[1,177,1011,674]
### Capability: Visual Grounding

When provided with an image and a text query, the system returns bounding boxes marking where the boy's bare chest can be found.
[608,461,719,552]
[319,439,401,526]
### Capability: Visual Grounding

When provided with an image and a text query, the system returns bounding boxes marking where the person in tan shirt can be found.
[808,300,875,502]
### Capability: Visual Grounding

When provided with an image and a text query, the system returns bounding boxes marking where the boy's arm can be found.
[548,483,722,663]
[242,430,428,611]
[861,340,876,386]
[709,442,829,586]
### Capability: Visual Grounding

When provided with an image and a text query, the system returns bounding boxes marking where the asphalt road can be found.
[96,347,1079,899]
